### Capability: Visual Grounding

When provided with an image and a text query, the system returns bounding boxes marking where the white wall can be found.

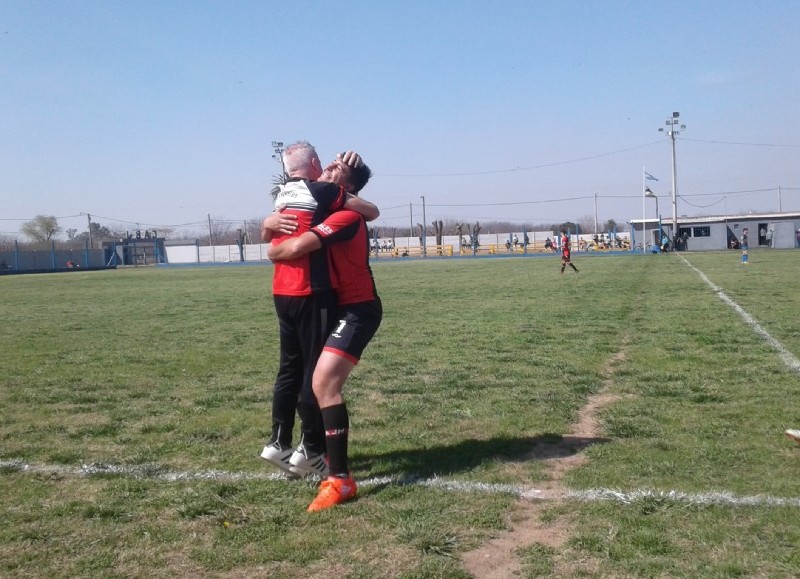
[165,243,268,264]
[163,230,635,264]
[164,245,199,263]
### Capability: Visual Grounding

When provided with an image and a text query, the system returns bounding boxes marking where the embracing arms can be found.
[267,231,322,261]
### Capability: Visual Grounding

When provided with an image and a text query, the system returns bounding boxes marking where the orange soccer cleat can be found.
[307,476,357,512]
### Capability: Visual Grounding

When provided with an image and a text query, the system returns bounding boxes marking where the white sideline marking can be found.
[679,255,800,375]
[569,488,800,508]
[3,459,800,508]
[0,459,288,482]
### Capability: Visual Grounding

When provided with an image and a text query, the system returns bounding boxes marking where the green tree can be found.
[21,215,61,244]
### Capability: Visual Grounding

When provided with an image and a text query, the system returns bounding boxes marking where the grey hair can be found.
[282,141,318,175]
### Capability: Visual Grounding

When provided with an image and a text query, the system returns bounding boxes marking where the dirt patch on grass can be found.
[461,346,627,578]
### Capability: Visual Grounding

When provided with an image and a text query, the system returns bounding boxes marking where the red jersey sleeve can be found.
[311,210,361,245]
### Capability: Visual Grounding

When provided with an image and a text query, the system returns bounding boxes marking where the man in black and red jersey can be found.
[259,142,379,476]
[560,229,579,274]
[268,161,380,511]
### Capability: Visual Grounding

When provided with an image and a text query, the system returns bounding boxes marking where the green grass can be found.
[1,250,800,577]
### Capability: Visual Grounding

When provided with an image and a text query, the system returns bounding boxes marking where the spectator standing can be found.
[741,228,749,264]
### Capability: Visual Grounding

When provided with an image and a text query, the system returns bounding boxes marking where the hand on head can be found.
[340,151,363,168]
[319,150,372,196]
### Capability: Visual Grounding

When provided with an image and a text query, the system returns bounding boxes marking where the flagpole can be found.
[642,166,646,253]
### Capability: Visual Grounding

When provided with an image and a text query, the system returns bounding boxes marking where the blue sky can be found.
[2,0,799,237]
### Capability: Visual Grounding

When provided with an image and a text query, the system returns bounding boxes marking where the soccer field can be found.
[2,251,800,577]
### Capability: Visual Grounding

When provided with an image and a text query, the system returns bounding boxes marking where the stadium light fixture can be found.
[657,112,686,239]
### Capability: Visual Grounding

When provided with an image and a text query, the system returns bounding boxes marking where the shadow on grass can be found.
[351,433,611,479]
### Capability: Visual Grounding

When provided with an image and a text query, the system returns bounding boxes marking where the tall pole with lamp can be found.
[271,141,285,178]
[658,112,686,241]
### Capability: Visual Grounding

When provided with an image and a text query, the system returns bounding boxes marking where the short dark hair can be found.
[348,163,373,195]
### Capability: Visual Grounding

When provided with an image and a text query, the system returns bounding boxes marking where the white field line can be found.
[679,255,800,375]
[568,488,800,507]
[3,459,800,508]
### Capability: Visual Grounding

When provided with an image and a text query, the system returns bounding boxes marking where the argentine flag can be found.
[644,172,659,181]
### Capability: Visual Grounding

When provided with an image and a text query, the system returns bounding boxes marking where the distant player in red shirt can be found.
[269,160,380,511]
[259,143,378,477]
[560,229,579,273]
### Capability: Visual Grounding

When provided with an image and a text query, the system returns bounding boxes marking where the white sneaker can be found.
[288,444,328,478]
[786,429,800,444]
[260,441,295,474]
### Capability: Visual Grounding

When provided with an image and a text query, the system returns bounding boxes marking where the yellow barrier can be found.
[488,243,560,254]
[368,242,622,257]
[374,245,456,258]
[371,240,630,258]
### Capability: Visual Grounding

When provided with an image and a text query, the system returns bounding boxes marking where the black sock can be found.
[321,404,350,478]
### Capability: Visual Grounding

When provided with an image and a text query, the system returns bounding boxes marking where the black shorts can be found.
[322,298,382,364]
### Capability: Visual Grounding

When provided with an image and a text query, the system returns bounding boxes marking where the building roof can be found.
[629,211,800,225]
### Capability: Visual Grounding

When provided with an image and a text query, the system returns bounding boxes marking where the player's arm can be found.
[270,211,360,261]
[260,212,298,242]
[344,193,379,221]
[267,231,321,261]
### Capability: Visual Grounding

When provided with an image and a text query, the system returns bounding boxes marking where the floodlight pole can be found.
[659,112,686,240]
[271,140,285,178]
[669,124,678,238]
